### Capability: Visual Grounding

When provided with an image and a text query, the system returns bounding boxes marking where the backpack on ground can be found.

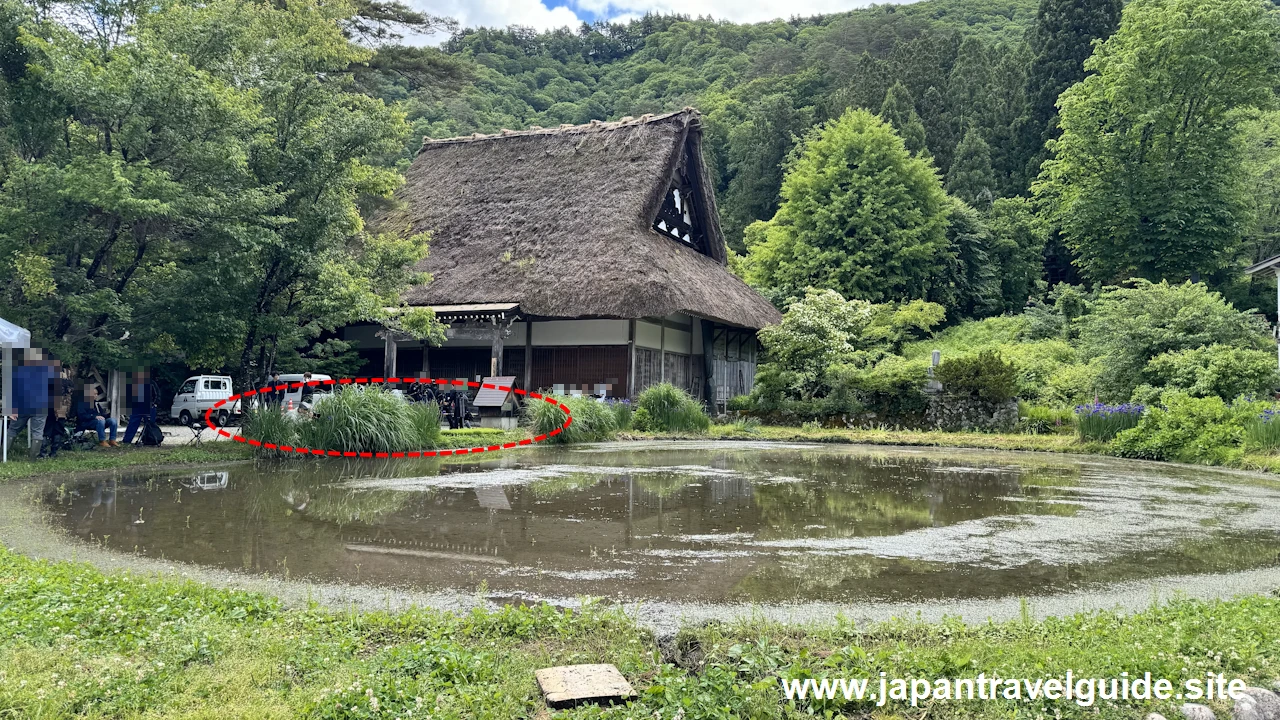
[141,417,165,446]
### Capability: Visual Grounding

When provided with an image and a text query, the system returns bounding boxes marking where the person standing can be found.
[123,368,157,445]
[6,348,55,459]
[267,371,283,407]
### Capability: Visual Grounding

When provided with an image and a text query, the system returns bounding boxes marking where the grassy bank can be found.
[0,547,1278,719]
[630,423,1280,474]
[0,428,528,483]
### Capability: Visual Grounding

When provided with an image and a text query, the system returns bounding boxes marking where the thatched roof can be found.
[389,108,781,329]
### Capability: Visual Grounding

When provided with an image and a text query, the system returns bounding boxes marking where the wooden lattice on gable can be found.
[652,148,711,257]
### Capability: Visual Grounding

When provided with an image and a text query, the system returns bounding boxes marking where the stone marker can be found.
[1235,694,1262,720]
[1184,703,1218,720]
[535,664,635,709]
[1244,688,1280,720]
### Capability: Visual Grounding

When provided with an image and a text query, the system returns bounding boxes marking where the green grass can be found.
[635,382,710,433]
[688,423,1106,454]
[441,427,506,436]
[1,546,1279,719]
[0,442,252,483]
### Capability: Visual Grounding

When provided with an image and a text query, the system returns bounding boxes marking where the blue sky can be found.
[415,0,895,41]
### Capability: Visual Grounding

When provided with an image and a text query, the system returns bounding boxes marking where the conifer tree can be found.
[947,127,997,208]
[1015,0,1123,187]
[947,37,995,137]
[988,43,1031,196]
[919,86,956,172]
[743,110,950,305]
[879,82,928,155]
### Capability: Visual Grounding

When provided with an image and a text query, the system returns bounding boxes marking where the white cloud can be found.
[410,0,894,43]
[570,0,883,25]
[414,0,582,39]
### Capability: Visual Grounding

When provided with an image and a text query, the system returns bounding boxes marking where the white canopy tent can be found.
[0,317,31,463]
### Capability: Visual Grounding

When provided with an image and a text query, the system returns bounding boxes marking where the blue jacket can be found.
[129,381,154,409]
[12,364,54,413]
[74,400,101,429]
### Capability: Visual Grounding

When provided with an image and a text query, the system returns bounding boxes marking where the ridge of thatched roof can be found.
[391,108,781,330]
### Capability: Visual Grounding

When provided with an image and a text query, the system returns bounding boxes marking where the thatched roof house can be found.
[349,108,779,407]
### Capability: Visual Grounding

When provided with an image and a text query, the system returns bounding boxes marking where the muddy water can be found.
[32,441,1280,605]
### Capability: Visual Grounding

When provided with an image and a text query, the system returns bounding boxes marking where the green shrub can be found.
[1078,280,1271,401]
[1111,393,1254,465]
[522,395,616,444]
[935,350,1018,402]
[1141,344,1280,401]
[635,383,711,433]
[297,386,440,454]
[828,356,929,419]
[1045,360,1103,406]
[1075,402,1144,441]
[631,407,652,431]
[1017,403,1075,434]
[726,395,753,412]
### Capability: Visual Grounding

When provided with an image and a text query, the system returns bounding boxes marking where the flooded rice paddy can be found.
[27,441,1280,606]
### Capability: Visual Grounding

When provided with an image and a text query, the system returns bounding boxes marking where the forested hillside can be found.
[391,0,1046,254]
[1,0,1276,388]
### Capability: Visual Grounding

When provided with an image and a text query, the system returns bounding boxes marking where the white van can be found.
[276,373,333,416]
[170,375,237,426]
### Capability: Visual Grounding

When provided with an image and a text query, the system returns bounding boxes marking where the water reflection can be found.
[35,443,1280,603]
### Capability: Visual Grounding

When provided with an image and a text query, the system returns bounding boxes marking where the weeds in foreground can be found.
[3,546,1280,719]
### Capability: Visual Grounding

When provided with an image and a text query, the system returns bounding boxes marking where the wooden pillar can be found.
[383,333,397,378]
[659,319,666,384]
[627,319,636,398]
[490,322,504,377]
[701,319,715,406]
[109,370,123,425]
[524,321,533,391]
[422,343,430,379]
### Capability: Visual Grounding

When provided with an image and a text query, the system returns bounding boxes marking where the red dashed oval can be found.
[203,378,571,458]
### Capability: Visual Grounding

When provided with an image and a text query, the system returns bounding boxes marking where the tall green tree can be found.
[1015,0,1123,187]
[986,196,1048,312]
[879,82,927,155]
[0,0,443,380]
[719,93,812,253]
[946,127,997,207]
[919,85,957,171]
[742,109,950,306]
[946,37,995,137]
[988,42,1031,196]
[1034,0,1280,284]
[931,197,1000,318]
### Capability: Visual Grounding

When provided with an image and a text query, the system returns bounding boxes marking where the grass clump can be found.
[608,398,634,430]
[241,406,298,454]
[634,383,710,433]
[523,394,616,443]
[290,386,440,454]
[1246,409,1280,451]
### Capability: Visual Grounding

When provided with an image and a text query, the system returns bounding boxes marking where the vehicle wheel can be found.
[217,409,230,427]
[178,410,193,426]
